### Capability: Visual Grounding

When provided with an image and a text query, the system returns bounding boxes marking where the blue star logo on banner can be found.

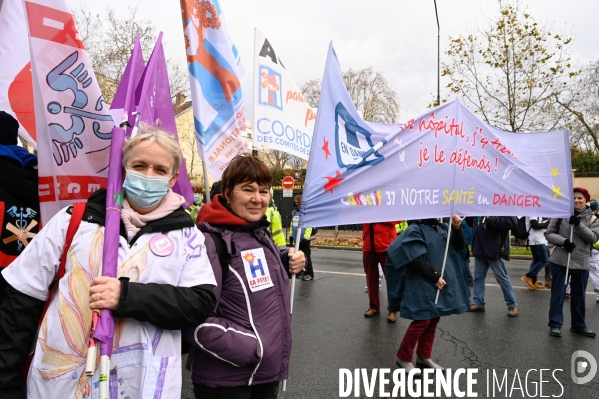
[334,102,385,170]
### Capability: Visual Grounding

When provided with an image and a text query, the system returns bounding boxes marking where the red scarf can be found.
[197,194,248,225]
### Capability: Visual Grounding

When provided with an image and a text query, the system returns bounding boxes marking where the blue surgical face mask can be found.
[123,169,170,208]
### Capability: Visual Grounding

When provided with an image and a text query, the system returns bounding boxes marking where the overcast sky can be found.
[71,0,599,123]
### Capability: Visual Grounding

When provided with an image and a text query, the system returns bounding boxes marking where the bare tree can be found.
[558,60,599,153]
[300,67,400,123]
[261,150,293,170]
[442,0,579,132]
[73,7,189,105]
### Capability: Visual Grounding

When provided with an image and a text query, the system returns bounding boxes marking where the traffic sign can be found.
[282,176,294,189]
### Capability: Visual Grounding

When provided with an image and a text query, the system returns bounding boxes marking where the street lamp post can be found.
[434,0,440,107]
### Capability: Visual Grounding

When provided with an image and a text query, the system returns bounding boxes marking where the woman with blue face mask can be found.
[0,125,217,399]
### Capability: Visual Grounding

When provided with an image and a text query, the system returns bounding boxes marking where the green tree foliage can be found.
[571,147,599,174]
[442,0,579,132]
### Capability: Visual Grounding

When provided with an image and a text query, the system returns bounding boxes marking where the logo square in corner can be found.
[258,65,283,111]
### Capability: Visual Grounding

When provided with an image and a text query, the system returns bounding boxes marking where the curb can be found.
[309,245,534,260]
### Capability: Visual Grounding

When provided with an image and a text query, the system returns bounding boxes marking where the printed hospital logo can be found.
[258,65,283,110]
[241,248,274,292]
[2,206,38,252]
[334,102,385,170]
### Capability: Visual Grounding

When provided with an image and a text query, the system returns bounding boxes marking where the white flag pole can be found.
[565,224,574,284]
[283,215,302,392]
[435,219,452,305]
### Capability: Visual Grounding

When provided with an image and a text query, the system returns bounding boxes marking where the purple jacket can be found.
[185,220,292,387]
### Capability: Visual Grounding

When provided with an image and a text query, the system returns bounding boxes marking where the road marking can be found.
[315,270,598,295]
[314,270,366,277]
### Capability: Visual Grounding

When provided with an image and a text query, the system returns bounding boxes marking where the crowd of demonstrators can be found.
[545,187,599,338]
[386,215,470,375]
[362,222,397,321]
[470,216,519,317]
[521,217,551,290]
[0,127,217,399]
[589,200,599,303]
[289,195,315,281]
[3,109,599,397]
[187,154,305,399]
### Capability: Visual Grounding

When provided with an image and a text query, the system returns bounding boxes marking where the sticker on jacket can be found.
[241,248,274,292]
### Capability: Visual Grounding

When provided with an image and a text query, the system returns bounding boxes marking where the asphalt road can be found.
[182,248,599,399]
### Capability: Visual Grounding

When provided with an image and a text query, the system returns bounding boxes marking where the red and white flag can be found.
[22,0,113,222]
[0,0,36,145]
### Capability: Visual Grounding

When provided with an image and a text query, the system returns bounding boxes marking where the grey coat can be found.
[545,207,599,270]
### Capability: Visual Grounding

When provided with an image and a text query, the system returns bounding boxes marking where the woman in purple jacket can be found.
[186,154,305,399]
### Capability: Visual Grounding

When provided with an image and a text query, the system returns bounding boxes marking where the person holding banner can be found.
[186,154,305,399]
[362,222,397,321]
[386,216,470,374]
[470,216,519,317]
[545,187,599,338]
[0,127,217,399]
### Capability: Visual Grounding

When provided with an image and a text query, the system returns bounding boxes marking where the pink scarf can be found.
[121,189,186,240]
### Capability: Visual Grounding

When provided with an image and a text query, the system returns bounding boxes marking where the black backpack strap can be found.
[205,232,231,285]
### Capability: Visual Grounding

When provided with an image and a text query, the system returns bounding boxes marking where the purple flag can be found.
[93,38,144,356]
[135,32,194,207]
[300,43,573,228]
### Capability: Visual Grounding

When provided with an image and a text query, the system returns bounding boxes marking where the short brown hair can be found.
[190,180,203,193]
[221,154,272,198]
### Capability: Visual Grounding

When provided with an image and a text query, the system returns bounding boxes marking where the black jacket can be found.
[0,189,215,398]
[472,216,517,260]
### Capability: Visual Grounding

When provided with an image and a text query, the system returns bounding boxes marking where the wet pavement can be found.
[183,248,599,398]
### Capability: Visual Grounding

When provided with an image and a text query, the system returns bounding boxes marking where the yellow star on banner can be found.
[552,184,565,199]
[550,167,560,177]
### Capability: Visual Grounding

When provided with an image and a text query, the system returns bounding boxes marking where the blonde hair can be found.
[122,124,181,175]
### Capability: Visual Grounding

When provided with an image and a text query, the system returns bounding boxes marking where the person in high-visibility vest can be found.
[185,192,202,223]
[289,195,315,281]
[395,221,408,234]
[266,189,286,248]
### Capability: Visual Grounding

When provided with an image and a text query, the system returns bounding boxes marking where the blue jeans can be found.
[548,263,589,329]
[526,244,549,283]
[473,257,518,308]
[463,255,473,283]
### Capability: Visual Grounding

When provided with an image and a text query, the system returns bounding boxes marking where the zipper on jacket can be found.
[227,266,264,385]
